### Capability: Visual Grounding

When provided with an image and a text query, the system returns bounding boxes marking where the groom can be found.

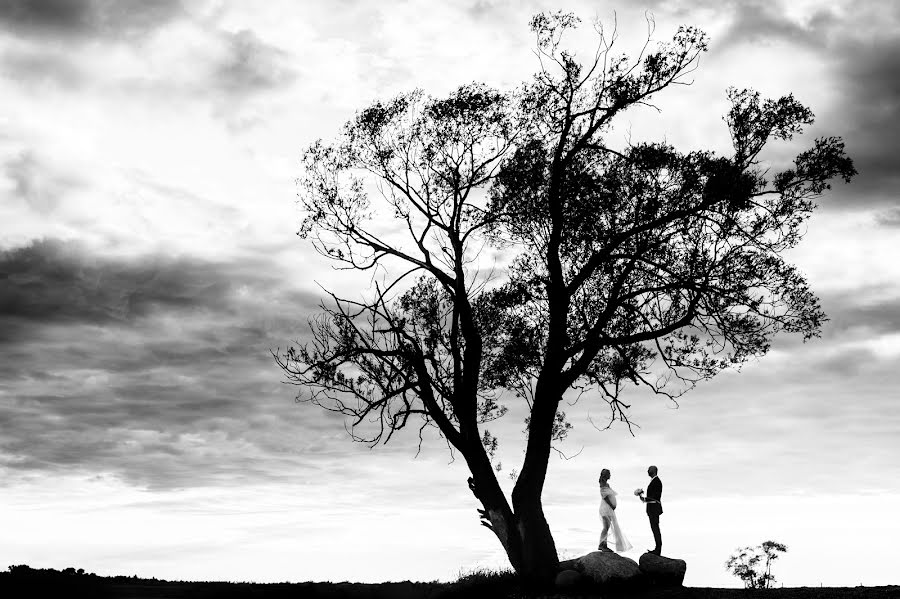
[640,465,663,555]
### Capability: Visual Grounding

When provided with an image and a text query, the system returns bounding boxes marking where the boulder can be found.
[574,551,644,588]
[554,569,583,590]
[558,557,578,572]
[638,552,687,587]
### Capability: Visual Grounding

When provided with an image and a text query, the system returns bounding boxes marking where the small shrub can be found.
[725,540,788,589]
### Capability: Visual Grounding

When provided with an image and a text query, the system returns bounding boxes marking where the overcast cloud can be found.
[0,239,323,489]
[0,0,897,587]
[0,0,185,39]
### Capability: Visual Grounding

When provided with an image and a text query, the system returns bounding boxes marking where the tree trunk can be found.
[464,442,562,584]
[468,470,560,584]
[511,492,559,583]
[460,359,565,584]
[505,369,566,582]
[463,389,563,583]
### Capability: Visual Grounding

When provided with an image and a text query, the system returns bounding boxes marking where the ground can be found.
[0,568,896,598]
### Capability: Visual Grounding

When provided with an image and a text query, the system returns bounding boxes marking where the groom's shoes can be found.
[598,543,610,552]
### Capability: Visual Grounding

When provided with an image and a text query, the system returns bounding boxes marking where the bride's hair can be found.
[599,468,611,484]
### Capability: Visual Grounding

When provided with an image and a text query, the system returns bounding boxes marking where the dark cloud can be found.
[215,29,296,95]
[0,239,233,331]
[0,0,92,33]
[0,0,184,39]
[820,288,900,338]
[0,238,321,346]
[645,1,900,212]
[710,1,835,51]
[728,287,900,382]
[715,2,900,211]
[827,32,900,209]
[0,238,326,489]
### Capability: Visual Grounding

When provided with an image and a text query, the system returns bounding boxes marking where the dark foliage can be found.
[726,540,789,589]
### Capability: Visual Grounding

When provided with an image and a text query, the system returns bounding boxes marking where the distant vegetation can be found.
[725,540,789,589]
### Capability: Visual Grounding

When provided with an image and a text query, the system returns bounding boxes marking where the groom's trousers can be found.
[648,513,662,554]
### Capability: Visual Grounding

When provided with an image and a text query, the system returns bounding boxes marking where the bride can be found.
[598,468,633,552]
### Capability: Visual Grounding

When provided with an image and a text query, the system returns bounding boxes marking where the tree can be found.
[275,12,854,583]
[726,540,789,588]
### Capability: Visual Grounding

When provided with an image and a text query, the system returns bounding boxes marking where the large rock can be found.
[554,569,584,590]
[639,552,687,587]
[558,557,578,572]
[573,551,644,588]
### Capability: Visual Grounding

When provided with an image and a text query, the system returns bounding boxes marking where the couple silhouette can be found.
[597,465,663,556]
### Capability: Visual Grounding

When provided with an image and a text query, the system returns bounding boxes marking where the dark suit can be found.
[646,476,663,554]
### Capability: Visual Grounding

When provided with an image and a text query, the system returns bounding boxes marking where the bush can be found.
[725,540,788,589]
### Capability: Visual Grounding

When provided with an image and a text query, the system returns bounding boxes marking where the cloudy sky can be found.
[1,0,898,588]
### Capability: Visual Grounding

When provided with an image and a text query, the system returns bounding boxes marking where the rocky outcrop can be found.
[638,552,687,587]
[554,569,584,590]
[558,551,644,589]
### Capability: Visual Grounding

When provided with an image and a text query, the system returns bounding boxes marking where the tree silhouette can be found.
[275,12,854,582]
[726,540,789,588]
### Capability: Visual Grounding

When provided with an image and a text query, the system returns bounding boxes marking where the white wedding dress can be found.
[599,486,633,552]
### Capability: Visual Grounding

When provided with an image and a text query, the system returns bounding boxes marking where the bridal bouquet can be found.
[634,488,644,496]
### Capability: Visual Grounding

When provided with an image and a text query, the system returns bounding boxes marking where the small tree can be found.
[726,540,788,589]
